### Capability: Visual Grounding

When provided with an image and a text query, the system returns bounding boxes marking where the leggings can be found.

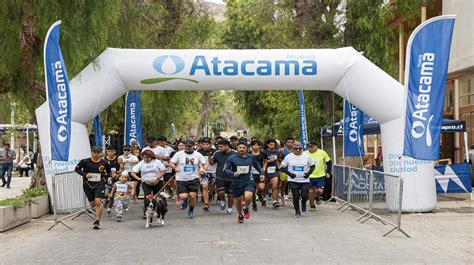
[288,182,310,212]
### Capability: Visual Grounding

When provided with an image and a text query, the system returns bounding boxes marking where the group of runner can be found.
[74,135,332,229]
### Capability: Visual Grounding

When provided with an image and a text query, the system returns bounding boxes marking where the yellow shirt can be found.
[305,149,330,178]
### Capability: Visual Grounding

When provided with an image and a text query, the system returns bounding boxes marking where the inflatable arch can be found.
[36,47,436,212]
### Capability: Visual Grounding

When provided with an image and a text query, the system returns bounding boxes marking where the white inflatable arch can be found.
[36,47,436,212]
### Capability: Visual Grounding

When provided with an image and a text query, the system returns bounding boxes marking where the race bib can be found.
[237,166,249,174]
[116,184,128,193]
[184,165,195,173]
[89,173,102,182]
[292,166,305,172]
[267,166,276,174]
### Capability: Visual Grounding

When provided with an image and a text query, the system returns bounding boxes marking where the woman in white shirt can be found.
[131,149,165,218]
[118,145,140,199]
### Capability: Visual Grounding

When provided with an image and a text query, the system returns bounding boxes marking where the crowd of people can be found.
[74,136,332,229]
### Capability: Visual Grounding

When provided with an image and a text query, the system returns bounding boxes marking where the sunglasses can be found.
[294,148,302,150]
[123,149,131,152]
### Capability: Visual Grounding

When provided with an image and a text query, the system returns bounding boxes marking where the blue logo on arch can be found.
[153,55,185,75]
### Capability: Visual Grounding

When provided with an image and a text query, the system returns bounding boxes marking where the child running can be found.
[109,171,132,222]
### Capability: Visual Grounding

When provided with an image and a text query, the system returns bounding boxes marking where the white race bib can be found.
[237,166,250,174]
[267,166,276,174]
[89,173,101,182]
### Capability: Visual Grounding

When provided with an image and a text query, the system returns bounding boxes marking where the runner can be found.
[225,141,265,223]
[197,137,217,211]
[229,136,239,150]
[118,145,140,199]
[74,146,112,229]
[169,139,208,219]
[249,139,266,211]
[142,136,165,159]
[130,150,166,219]
[263,139,281,209]
[108,171,132,222]
[157,136,175,199]
[280,141,315,218]
[104,146,119,217]
[210,139,236,215]
[305,141,332,211]
[278,137,295,206]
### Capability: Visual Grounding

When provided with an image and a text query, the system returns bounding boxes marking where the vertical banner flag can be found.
[93,114,103,148]
[298,90,308,149]
[124,91,143,148]
[44,21,71,161]
[343,100,364,157]
[403,16,455,160]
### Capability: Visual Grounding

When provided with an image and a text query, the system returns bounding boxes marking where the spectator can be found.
[0,143,16,188]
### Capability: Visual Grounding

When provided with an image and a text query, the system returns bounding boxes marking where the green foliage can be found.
[0,188,48,208]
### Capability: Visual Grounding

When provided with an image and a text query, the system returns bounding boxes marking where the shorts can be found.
[231,179,255,197]
[200,173,216,185]
[310,177,325,189]
[83,183,106,202]
[279,172,288,181]
[287,181,311,191]
[216,178,233,194]
[254,175,264,185]
[177,178,200,194]
[265,174,279,183]
[163,172,174,182]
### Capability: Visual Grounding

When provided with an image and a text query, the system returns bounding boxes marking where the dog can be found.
[144,194,168,228]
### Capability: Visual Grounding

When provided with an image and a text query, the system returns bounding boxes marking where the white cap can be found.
[121,170,129,176]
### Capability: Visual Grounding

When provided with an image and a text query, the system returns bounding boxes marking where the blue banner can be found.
[93,114,103,147]
[434,163,472,194]
[44,21,71,161]
[343,100,364,157]
[403,16,455,160]
[298,90,308,149]
[124,91,143,148]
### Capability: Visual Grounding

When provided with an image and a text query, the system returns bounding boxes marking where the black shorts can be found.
[216,178,232,194]
[163,172,174,182]
[287,181,311,191]
[177,178,200,194]
[265,174,279,183]
[231,179,255,197]
[254,175,264,185]
[83,183,106,202]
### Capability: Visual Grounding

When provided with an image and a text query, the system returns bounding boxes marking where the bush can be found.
[0,188,48,208]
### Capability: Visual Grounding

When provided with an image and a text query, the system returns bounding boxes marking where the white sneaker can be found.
[160,191,171,199]
[226,208,233,215]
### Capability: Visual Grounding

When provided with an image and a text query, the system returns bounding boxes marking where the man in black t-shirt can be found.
[209,139,236,214]
[75,146,112,229]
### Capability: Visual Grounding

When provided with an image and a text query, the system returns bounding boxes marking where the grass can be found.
[0,188,48,208]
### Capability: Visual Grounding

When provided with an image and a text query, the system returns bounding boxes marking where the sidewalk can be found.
[0,176,31,200]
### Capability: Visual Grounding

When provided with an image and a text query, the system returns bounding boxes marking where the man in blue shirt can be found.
[225,142,265,224]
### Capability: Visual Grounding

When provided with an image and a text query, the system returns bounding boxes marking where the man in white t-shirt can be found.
[156,136,175,199]
[169,139,208,219]
[280,141,315,218]
[118,145,140,199]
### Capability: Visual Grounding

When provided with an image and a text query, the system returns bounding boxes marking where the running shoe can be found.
[238,214,244,224]
[295,211,302,218]
[273,200,280,209]
[161,191,171,199]
[93,220,100,229]
[301,202,307,212]
[226,208,233,215]
[309,205,316,211]
[315,196,321,205]
[106,209,112,217]
[243,207,250,219]
[252,204,258,212]
[203,204,209,211]
[116,216,122,222]
[181,199,188,210]
[219,200,226,211]
[188,209,194,219]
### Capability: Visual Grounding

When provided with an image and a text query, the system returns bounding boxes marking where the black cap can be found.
[146,136,156,142]
[308,141,317,146]
[123,145,132,150]
[201,137,211,144]
[184,139,195,146]
[218,139,231,146]
[91,146,102,152]
[230,136,239,141]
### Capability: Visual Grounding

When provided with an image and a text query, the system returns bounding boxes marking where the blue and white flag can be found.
[44,21,71,161]
[403,16,455,160]
[343,100,364,157]
[434,163,472,194]
[93,114,103,148]
[298,90,308,149]
[124,91,143,148]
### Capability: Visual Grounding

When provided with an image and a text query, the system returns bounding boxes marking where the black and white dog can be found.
[144,194,168,228]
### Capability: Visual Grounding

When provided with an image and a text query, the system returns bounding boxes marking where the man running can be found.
[280,142,315,218]
[157,136,175,199]
[263,139,280,208]
[75,146,112,229]
[250,139,266,211]
[104,146,119,217]
[225,142,264,223]
[169,140,207,219]
[197,138,217,211]
[229,136,239,150]
[305,141,332,211]
[278,137,295,206]
[210,139,236,215]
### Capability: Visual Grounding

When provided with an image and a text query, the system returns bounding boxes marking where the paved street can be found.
[0,197,472,264]
[0,176,31,200]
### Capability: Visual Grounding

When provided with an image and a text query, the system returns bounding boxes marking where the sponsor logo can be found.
[411,53,435,146]
[348,104,359,143]
[53,61,69,142]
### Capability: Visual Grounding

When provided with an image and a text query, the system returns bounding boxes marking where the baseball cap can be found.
[201,137,212,144]
[184,139,195,146]
[230,136,238,141]
[146,136,156,143]
[91,146,102,152]
[308,141,317,146]
[218,139,231,146]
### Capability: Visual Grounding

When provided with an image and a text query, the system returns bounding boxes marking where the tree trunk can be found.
[30,151,46,189]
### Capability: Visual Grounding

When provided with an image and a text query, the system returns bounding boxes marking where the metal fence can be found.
[332,165,410,238]
[48,171,94,230]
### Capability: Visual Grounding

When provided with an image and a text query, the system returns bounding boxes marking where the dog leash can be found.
[152,173,177,199]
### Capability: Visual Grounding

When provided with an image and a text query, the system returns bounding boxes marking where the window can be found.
[444,89,453,109]
[459,76,474,107]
